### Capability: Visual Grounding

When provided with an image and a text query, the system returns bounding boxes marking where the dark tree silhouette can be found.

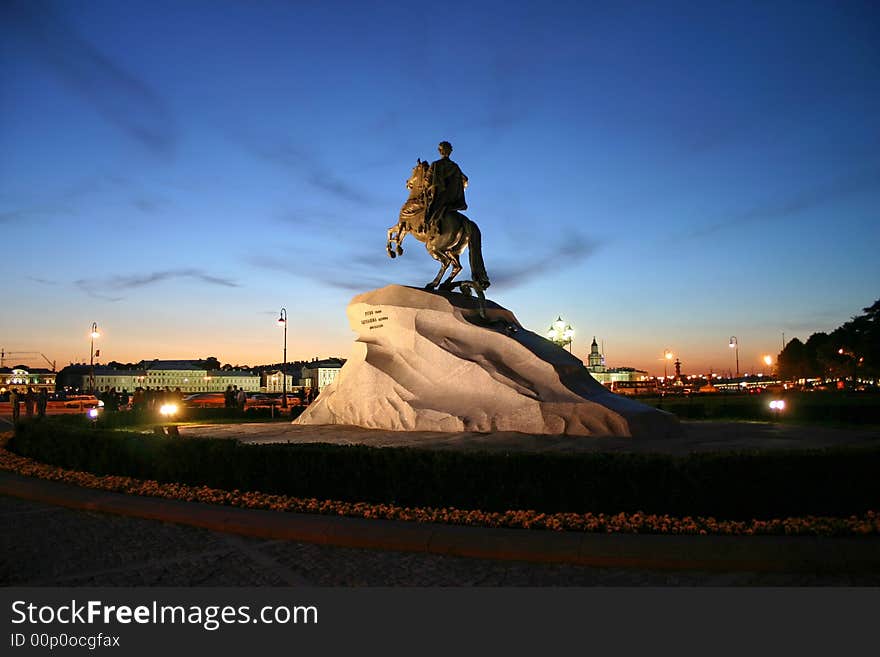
[777,298,879,382]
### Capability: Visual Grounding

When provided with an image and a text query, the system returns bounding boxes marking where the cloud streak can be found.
[26,276,59,286]
[684,167,880,240]
[0,176,120,224]
[248,232,602,293]
[490,234,602,289]
[131,195,172,214]
[4,0,176,157]
[247,140,377,206]
[0,209,32,224]
[76,269,239,301]
[248,254,396,292]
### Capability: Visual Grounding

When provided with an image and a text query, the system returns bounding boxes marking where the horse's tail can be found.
[465,218,490,289]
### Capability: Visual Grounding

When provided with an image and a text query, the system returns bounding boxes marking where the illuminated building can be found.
[84,360,260,393]
[300,358,343,391]
[584,338,647,386]
[0,367,56,394]
[262,369,300,393]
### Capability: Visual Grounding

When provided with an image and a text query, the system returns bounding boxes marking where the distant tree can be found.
[833,298,880,380]
[778,338,809,381]
[55,364,90,391]
[802,331,832,378]
[199,356,221,371]
[860,298,880,377]
[779,298,880,383]
[817,330,851,380]
[107,361,138,370]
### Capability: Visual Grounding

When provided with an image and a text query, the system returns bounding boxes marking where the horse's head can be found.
[406,159,429,193]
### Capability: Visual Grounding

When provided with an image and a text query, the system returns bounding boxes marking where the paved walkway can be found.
[177,420,880,454]
[6,493,878,586]
[2,471,878,586]
[3,420,879,585]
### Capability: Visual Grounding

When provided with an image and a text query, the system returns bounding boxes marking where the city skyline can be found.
[2,1,878,376]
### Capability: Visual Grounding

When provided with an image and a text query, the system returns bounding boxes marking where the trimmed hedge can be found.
[9,418,879,521]
[646,392,880,425]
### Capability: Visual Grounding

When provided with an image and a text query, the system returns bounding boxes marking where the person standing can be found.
[24,387,36,418]
[37,388,48,418]
[132,387,144,411]
[107,387,119,412]
[10,388,20,423]
[236,387,247,412]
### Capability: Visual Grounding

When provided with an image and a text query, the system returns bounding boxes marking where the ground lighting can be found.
[159,403,179,417]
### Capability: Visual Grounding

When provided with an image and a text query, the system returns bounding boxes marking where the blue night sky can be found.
[2,0,878,375]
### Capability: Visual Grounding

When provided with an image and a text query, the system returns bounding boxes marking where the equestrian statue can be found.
[386,141,490,294]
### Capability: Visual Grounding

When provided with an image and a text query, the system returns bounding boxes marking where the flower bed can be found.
[1,433,876,537]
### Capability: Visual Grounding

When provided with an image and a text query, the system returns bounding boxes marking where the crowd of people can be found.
[129,386,184,411]
[224,385,248,410]
[7,383,316,423]
[88,385,187,412]
[8,387,49,421]
[96,386,130,411]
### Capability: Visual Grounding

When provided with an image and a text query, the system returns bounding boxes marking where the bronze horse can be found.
[386,160,490,292]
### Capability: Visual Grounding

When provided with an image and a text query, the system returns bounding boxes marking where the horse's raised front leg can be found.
[386,225,396,258]
[396,225,407,256]
[387,223,407,258]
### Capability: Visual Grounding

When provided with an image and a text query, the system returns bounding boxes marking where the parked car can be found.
[248,393,302,408]
[62,395,102,409]
[246,393,283,407]
[182,392,227,408]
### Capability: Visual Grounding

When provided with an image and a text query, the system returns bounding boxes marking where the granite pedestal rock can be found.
[294,285,679,438]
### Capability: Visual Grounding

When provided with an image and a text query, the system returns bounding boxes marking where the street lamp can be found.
[663,349,673,385]
[89,322,100,393]
[277,308,288,408]
[729,336,739,378]
[546,316,575,352]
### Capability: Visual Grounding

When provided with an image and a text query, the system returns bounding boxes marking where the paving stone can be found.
[3,496,877,586]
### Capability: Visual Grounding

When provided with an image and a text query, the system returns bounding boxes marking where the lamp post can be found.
[89,322,100,393]
[663,349,673,386]
[546,316,575,353]
[277,308,288,408]
[729,336,739,378]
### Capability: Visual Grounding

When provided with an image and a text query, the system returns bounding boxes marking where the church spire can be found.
[588,336,604,370]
